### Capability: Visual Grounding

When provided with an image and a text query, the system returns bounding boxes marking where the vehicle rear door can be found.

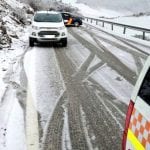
[61,13,70,24]
[126,60,150,150]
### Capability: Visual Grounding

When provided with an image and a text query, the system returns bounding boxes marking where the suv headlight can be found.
[32,25,39,30]
[58,26,65,30]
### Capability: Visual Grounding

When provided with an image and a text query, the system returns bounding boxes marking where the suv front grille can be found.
[40,27,58,30]
[38,31,60,37]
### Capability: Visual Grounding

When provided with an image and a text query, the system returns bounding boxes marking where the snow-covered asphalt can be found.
[1,25,150,150]
[25,25,149,150]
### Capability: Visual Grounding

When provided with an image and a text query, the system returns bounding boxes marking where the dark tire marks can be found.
[55,48,88,150]
[41,92,67,150]
[69,28,136,85]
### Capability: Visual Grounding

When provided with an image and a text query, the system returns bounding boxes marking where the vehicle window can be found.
[138,68,150,105]
[62,13,70,19]
[34,13,62,22]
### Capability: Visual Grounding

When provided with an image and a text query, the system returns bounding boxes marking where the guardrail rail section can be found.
[85,17,150,40]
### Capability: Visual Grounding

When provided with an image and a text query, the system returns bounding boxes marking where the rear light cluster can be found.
[122,100,134,150]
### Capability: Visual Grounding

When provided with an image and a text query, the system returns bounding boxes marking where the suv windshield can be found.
[34,13,62,22]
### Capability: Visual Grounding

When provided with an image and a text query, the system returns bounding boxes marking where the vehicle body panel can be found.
[123,57,150,150]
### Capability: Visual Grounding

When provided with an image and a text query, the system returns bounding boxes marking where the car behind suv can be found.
[29,11,67,47]
[61,12,83,27]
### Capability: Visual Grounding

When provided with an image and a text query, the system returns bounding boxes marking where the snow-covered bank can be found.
[112,15,150,29]
[0,0,33,149]
[0,36,28,150]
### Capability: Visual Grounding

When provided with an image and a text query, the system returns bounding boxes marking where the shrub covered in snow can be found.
[11,8,27,24]
[26,0,45,11]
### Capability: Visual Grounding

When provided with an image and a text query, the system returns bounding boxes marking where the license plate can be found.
[44,35,55,38]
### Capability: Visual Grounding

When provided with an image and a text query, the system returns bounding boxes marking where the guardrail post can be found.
[102,22,104,27]
[91,19,93,23]
[96,20,98,25]
[143,32,145,40]
[111,24,114,30]
[87,18,88,22]
[123,27,126,34]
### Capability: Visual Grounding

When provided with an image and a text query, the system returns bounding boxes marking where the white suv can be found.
[29,11,68,47]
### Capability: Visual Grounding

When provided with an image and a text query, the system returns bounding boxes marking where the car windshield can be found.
[34,13,62,22]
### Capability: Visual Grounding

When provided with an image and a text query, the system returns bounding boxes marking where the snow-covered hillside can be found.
[73,3,123,18]
[73,2,150,41]
[73,3,150,29]
[77,0,150,14]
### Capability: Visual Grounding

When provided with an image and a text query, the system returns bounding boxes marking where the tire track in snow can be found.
[88,77,127,115]
[69,28,136,85]
[54,35,128,149]
[80,106,94,150]
[90,34,143,77]
[80,26,147,59]
[55,48,88,150]
[78,81,122,149]
[77,27,145,76]
[88,61,105,75]
[73,52,95,80]
[132,55,144,75]
[41,92,67,150]
[83,22,150,55]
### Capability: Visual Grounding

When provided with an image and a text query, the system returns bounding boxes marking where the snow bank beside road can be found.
[0,38,28,150]
[0,0,33,149]
[24,47,64,129]
[113,15,150,29]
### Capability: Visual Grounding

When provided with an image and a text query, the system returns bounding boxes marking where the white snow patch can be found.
[91,66,133,105]
[113,16,150,29]
[62,103,72,150]
[80,106,94,150]
[0,87,26,150]
[24,47,64,128]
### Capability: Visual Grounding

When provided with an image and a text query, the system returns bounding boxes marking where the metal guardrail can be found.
[84,17,150,40]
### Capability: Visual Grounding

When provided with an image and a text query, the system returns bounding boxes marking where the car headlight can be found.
[58,26,65,30]
[32,25,39,30]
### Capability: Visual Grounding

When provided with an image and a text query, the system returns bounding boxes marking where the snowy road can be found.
[24,25,149,150]
[1,24,149,150]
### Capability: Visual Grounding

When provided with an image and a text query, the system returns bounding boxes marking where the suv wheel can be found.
[74,22,80,27]
[29,38,34,47]
[61,38,67,47]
